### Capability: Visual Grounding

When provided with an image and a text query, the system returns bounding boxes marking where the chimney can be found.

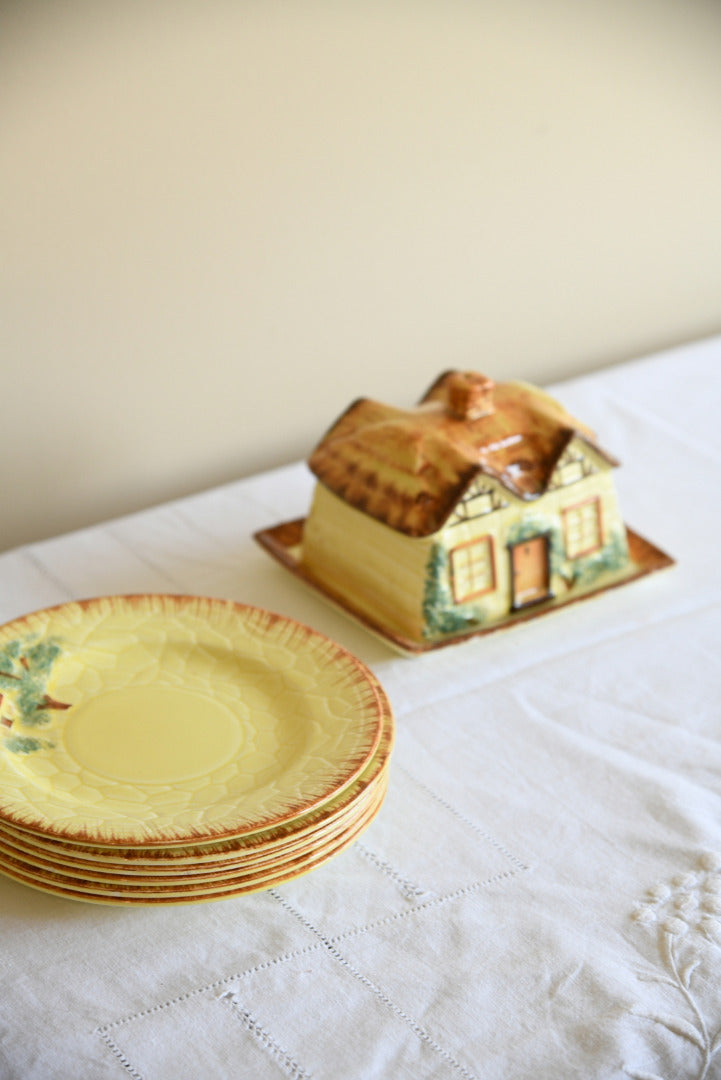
[446,372,495,421]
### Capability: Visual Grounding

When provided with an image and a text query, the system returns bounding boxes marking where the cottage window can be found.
[549,446,598,489]
[465,491,494,516]
[450,536,496,603]
[450,483,508,525]
[558,460,584,485]
[563,498,603,558]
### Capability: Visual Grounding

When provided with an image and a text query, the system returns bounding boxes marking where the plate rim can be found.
[0,594,388,846]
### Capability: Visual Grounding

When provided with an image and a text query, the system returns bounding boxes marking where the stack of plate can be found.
[0,595,393,905]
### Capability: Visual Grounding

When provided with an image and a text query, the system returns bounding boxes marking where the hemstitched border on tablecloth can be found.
[267,888,479,1080]
[220,994,314,1080]
[93,863,528,1042]
[398,765,530,873]
[97,1031,145,1080]
[355,841,428,901]
[93,766,531,1078]
[94,867,528,1077]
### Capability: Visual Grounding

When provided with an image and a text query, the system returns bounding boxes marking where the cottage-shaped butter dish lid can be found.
[256,371,674,654]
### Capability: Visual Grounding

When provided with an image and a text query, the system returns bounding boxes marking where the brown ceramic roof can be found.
[308,371,619,537]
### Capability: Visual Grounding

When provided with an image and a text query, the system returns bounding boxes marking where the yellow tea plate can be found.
[0,766,388,879]
[0,704,392,867]
[0,780,388,905]
[0,596,385,845]
[0,774,388,888]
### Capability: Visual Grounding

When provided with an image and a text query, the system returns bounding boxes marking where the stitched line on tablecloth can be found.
[94,865,528,1041]
[331,864,528,945]
[97,1031,145,1080]
[268,889,478,1080]
[398,764,529,872]
[167,504,233,545]
[105,526,187,590]
[355,841,427,900]
[94,940,324,1035]
[20,549,75,601]
[171,500,276,548]
[220,993,314,1080]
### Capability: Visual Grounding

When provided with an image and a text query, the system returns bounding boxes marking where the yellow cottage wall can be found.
[302,484,433,641]
[303,441,630,646]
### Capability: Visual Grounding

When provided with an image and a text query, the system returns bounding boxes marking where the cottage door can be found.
[510,536,551,608]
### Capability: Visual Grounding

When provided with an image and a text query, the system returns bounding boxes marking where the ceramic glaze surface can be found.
[0,776,388,898]
[65,686,243,784]
[307,372,612,537]
[257,369,674,652]
[0,788,386,905]
[0,660,394,904]
[0,596,385,844]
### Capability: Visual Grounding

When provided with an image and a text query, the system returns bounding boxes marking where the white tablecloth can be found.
[1,337,720,1080]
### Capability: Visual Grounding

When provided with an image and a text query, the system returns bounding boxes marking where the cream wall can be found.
[2,0,720,552]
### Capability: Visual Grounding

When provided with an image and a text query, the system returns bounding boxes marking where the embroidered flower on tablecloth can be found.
[625,854,721,1080]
